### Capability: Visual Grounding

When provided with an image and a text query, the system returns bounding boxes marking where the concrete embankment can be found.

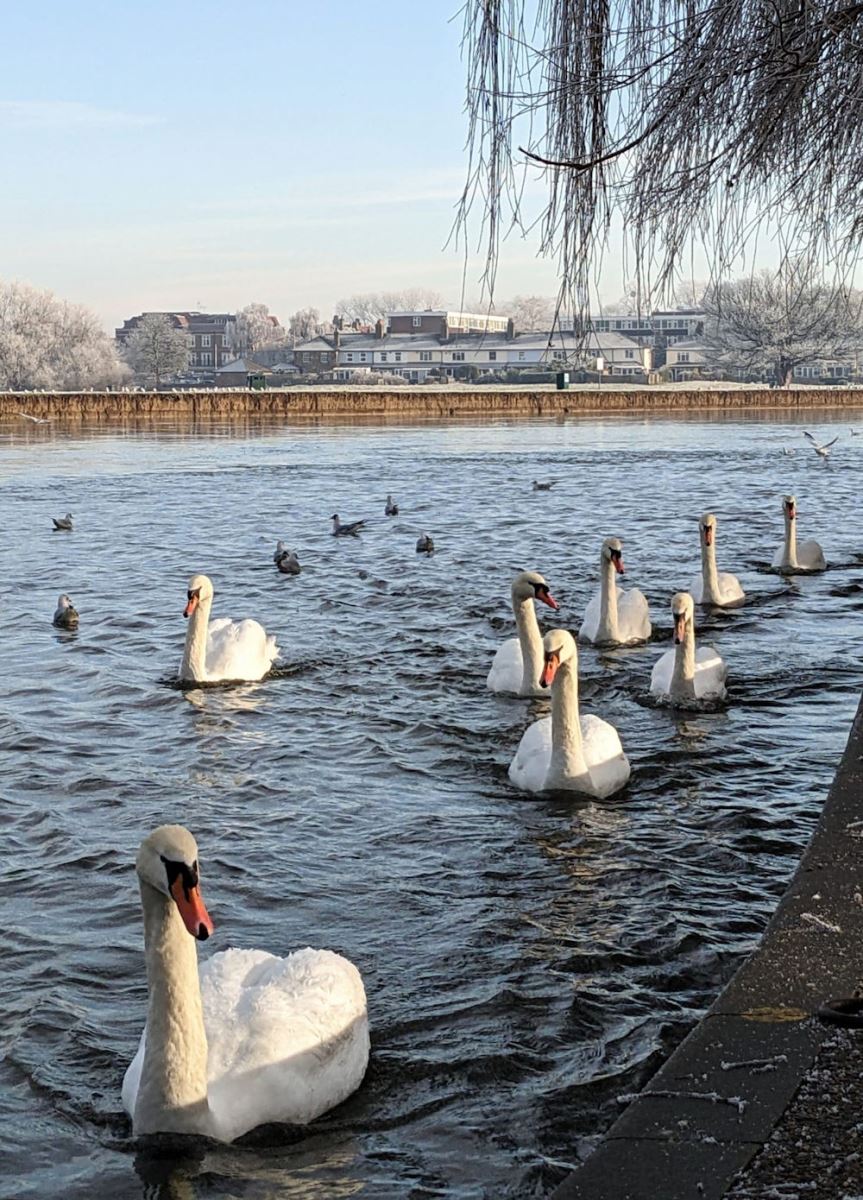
[552,692,863,1200]
[3,385,863,421]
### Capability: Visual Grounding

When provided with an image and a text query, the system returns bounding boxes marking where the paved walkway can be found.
[552,695,863,1200]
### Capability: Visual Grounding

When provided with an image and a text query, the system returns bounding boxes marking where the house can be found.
[116,311,237,375]
[387,309,512,337]
[665,339,711,380]
[213,357,271,387]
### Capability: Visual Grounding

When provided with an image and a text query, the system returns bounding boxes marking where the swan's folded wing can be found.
[797,539,827,571]
[486,636,523,694]
[201,946,369,1139]
[618,587,651,641]
[206,618,280,682]
[580,713,630,798]
[717,571,745,603]
[771,541,785,568]
[578,590,602,643]
[508,715,551,793]
[689,573,704,604]
[693,645,728,699]
[650,647,676,696]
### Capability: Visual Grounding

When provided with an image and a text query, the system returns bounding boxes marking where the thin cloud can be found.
[0,100,163,129]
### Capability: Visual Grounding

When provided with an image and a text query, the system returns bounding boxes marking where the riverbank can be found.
[552,690,863,1200]
[4,383,863,421]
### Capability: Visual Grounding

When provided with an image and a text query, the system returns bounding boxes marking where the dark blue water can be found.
[1,413,860,1198]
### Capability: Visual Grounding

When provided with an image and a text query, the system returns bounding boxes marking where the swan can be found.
[123,825,369,1142]
[650,592,727,705]
[486,570,560,697]
[179,574,279,684]
[52,593,79,629]
[689,514,745,607]
[579,537,651,645]
[771,495,826,573]
[508,629,630,797]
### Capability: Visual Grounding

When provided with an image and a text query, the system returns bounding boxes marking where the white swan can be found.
[689,513,745,607]
[650,592,727,705]
[508,629,630,798]
[771,495,826,573]
[179,574,279,684]
[579,537,651,645]
[123,825,369,1142]
[486,570,560,697]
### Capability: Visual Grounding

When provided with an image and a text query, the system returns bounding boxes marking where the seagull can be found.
[331,513,366,536]
[18,411,52,424]
[52,512,73,531]
[416,533,434,554]
[273,539,288,563]
[532,479,559,491]
[851,429,862,437]
[803,431,839,459]
[275,548,301,575]
[53,594,79,629]
[385,494,399,516]
[782,447,796,456]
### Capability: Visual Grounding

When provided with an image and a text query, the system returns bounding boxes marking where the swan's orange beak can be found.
[170,876,214,940]
[673,613,687,644]
[539,590,560,610]
[703,526,713,546]
[183,593,199,618]
[786,504,796,520]
[613,556,625,574]
[540,651,560,688]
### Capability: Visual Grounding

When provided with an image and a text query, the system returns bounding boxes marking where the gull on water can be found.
[532,479,559,491]
[416,533,434,554]
[276,548,301,575]
[803,431,839,459]
[52,512,73,531]
[18,411,53,424]
[331,514,366,536]
[385,494,399,516]
[53,594,79,629]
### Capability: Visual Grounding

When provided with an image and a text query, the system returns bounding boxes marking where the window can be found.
[518,351,526,360]
[678,353,690,363]
[200,352,212,366]
[394,352,402,362]
[359,352,367,361]
[452,351,465,361]
[189,353,198,367]
[320,353,330,363]
[420,351,432,362]
[302,352,311,362]
[201,334,211,348]
[380,352,388,362]
[412,316,422,327]
[345,353,354,362]
[625,349,635,359]
[488,351,497,361]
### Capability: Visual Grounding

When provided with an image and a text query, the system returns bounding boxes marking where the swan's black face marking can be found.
[187,588,201,601]
[533,583,550,599]
[161,855,199,900]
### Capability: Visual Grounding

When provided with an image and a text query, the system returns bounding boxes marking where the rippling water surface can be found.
[1,412,861,1199]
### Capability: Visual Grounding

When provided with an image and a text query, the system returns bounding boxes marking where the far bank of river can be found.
[3,384,863,422]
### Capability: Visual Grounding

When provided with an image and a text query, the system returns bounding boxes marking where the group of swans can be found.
[123,825,369,1141]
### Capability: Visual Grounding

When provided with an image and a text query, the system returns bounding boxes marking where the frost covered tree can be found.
[702,266,863,387]
[458,1,863,316]
[503,295,556,331]
[230,303,286,356]
[334,289,446,324]
[0,280,128,390]
[122,314,190,388]
[287,307,327,342]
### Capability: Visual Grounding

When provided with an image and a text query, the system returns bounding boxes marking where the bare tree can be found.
[702,265,863,387]
[335,289,446,324]
[458,2,863,318]
[287,307,327,343]
[122,314,190,388]
[503,294,556,331]
[0,280,128,390]
[230,303,286,356]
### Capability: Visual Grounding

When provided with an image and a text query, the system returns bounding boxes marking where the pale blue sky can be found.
[0,0,572,330]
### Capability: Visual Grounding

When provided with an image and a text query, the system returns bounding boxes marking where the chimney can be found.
[333,328,341,349]
[506,318,515,340]
[332,314,343,331]
[441,317,449,342]
[375,318,385,340]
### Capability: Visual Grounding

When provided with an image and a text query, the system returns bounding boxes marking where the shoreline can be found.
[4,384,863,422]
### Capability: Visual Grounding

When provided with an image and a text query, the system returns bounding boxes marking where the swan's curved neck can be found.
[180,595,212,682]
[133,880,210,1136]
[514,594,543,692]
[781,513,798,569]
[547,658,589,784]
[670,620,697,701]
[598,556,619,642]
[701,536,720,602]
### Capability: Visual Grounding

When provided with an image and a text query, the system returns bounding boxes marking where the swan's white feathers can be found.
[487,636,525,695]
[204,617,278,682]
[772,537,826,572]
[650,644,728,701]
[690,571,745,606]
[124,945,369,1142]
[508,713,629,798]
[579,584,651,644]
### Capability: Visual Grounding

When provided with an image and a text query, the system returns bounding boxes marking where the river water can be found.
[1,412,860,1199]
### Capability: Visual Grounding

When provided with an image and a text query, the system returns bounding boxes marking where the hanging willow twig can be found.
[454,0,863,323]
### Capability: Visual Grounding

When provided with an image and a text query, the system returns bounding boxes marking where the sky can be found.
[0,0,575,332]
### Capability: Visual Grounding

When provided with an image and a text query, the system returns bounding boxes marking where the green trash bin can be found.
[247,373,267,391]
[556,370,570,390]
